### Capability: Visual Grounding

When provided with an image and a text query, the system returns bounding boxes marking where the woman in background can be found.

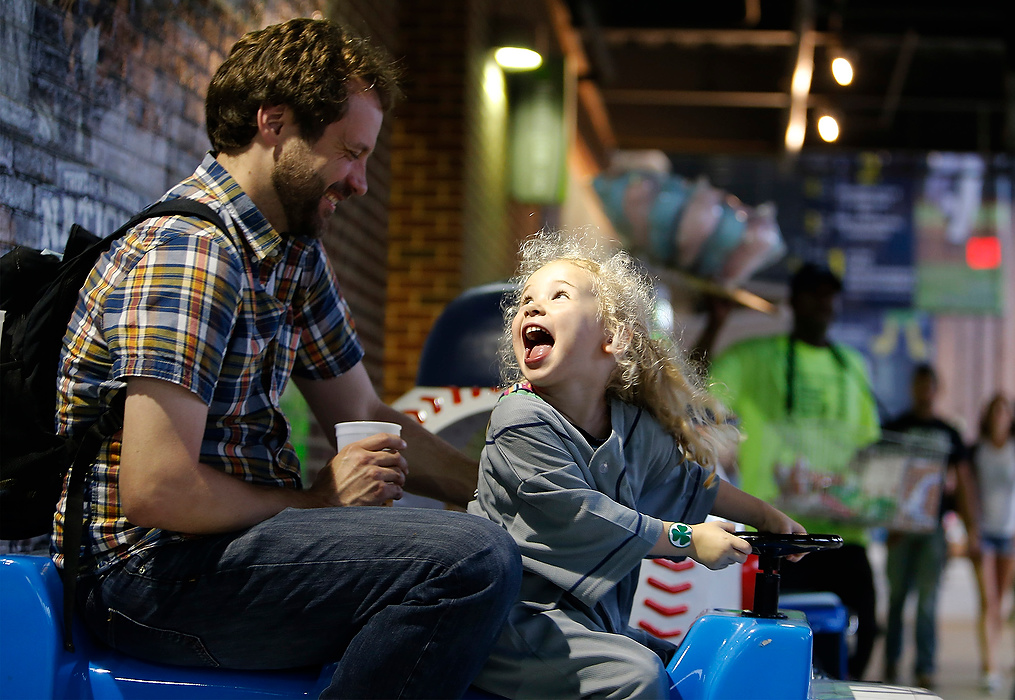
[970,394,1015,695]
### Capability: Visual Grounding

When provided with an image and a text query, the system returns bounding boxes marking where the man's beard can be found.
[271,138,328,239]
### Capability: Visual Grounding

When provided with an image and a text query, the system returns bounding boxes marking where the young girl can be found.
[970,394,1015,695]
[468,230,805,699]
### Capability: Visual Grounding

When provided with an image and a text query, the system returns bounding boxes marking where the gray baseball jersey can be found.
[468,387,718,698]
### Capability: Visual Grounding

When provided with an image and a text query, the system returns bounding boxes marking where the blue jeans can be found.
[883,527,947,676]
[79,507,521,699]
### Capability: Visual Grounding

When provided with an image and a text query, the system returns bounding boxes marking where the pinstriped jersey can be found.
[468,385,717,635]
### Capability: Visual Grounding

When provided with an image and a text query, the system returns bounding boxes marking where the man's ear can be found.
[256,104,288,146]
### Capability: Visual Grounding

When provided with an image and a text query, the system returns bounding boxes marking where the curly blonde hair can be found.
[501,229,739,471]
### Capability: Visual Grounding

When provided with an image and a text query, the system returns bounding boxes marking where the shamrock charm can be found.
[668,522,693,548]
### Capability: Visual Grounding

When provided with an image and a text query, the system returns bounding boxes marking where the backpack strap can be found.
[124,197,231,245]
[60,197,229,652]
[60,392,125,650]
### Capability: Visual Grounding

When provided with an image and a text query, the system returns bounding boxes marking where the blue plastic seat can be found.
[415,282,513,388]
[0,553,333,698]
[0,554,503,699]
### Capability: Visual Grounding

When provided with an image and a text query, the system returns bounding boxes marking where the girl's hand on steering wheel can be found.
[688,521,752,571]
[758,508,808,562]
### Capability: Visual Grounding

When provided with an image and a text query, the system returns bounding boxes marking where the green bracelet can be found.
[668,522,693,548]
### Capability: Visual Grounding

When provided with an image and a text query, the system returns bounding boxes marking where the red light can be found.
[965,236,1002,270]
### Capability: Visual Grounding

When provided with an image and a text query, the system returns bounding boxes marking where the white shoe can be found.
[979,672,1001,695]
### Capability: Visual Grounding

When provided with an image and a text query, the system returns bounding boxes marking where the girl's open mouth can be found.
[523,324,554,364]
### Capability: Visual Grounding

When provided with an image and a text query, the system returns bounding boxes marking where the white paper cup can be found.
[334,421,402,450]
[332,421,403,505]
[304,421,402,490]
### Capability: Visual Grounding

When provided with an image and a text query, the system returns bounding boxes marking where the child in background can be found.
[468,230,805,699]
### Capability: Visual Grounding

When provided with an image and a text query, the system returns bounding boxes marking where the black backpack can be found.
[0,197,228,649]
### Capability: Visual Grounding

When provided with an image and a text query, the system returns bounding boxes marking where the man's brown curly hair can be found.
[206,18,402,152]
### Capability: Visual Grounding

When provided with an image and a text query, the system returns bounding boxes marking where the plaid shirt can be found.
[52,154,364,572]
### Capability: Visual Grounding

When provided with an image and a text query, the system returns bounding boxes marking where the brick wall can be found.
[383,0,553,402]
[321,0,400,387]
[384,0,473,400]
[0,0,400,386]
[1,0,554,410]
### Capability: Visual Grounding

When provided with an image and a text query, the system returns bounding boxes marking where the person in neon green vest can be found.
[697,263,880,681]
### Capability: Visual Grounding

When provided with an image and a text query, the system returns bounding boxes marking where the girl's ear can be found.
[604,325,631,357]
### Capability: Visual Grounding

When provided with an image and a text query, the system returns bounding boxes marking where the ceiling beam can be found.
[601,89,1005,113]
[544,0,617,164]
[596,28,806,48]
[588,27,1005,54]
[603,89,790,108]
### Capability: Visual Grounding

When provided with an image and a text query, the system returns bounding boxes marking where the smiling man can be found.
[51,18,520,699]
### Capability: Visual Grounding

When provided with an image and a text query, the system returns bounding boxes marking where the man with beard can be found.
[51,18,520,699]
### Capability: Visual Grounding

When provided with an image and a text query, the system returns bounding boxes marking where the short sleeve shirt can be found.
[468,385,718,635]
[883,412,967,518]
[52,153,363,572]
[710,335,880,543]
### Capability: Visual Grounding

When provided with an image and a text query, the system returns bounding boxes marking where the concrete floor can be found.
[864,543,1015,700]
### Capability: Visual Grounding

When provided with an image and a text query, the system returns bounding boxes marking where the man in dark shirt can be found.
[881,364,979,690]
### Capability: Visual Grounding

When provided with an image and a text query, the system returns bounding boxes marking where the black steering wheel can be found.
[737,532,843,558]
[736,533,843,618]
